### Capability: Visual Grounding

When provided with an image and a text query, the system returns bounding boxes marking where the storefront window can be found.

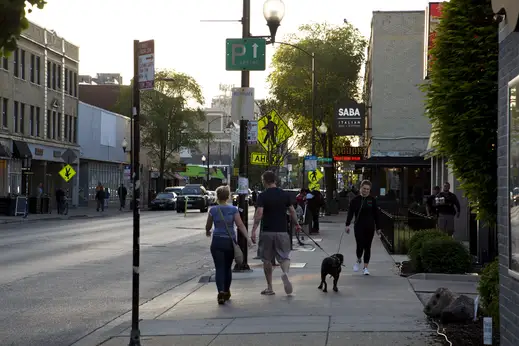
[508,76,519,272]
[380,167,402,200]
[8,159,22,195]
[87,162,123,201]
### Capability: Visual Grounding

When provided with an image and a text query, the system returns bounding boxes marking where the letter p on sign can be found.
[232,44,246,65]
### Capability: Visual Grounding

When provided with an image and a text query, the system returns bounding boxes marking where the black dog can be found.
[317,253,344,293]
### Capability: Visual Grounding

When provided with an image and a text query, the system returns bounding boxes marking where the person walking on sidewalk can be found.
[434,182,460,237]
[206,185,253,305]
[345,180,381,276]
[251,171,301,296]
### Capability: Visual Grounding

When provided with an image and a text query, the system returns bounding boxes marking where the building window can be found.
[68,70,73,95]
[52,63,57,89]
[13,101,18,133]
[46,109,51,139]
[73,116,77,143]
[65,68,68,92]
[30,54,35,83]
[29,106,34,136]
[73,72,77,97]
[64,114,68,141]
[2,57,7,70]
[57,112,62,139]
[509,75,519,273]
[47,61,51,87]
[13,49,19,78]
[57,65,62,89]
[36,56,41,85]
[68,115,73,142]
[20,50,25,80]
[1,98,7,128]
[20,103,25,134]
[36,107,41,137]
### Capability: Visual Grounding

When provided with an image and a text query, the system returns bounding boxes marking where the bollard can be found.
[184,197,188,217]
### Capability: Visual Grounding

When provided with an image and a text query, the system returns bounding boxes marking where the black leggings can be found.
[354,228,375,264]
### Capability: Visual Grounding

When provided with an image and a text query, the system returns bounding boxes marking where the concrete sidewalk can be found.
[92,213,441,346]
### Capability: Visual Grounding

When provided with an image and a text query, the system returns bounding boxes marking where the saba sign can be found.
[335,100,365,136]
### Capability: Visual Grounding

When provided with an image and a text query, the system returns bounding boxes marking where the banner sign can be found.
[335,100,365,136]
[424,2,444,79]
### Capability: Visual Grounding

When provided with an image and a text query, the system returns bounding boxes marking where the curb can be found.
[69,270,213,346]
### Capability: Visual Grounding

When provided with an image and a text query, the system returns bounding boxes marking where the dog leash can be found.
[297,226,347,267]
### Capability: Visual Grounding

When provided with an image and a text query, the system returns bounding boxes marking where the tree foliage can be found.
[115,70,209,191]
[421,0,498,224]
[268,22,367,153]
[0,0,46,56]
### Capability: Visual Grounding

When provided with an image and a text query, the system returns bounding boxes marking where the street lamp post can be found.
[235,0,284,272]
[201,155,209,186]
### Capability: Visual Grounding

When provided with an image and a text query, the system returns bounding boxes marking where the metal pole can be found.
[311,53,316,156]
[128,39,141,346]
[207,123,210,187]
[234,0,251,272]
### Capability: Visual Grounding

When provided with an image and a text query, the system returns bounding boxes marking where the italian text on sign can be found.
[138,40,155,90]
[257,110,293,152]
[59,164,76,182]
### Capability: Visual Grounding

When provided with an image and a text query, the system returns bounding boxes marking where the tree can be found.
[115,70,209,191]
[268,23,367,154]
[422,0,498,224]
[0,0,46,56]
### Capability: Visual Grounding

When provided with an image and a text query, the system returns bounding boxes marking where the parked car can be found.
[207,191,217,205]
[149,192,177,210]
[176,184,210,213]
[164,186,184,195]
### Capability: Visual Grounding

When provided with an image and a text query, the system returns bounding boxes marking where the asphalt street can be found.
[0,209,227,346]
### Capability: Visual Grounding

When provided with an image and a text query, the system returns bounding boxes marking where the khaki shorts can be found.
[259,232,291,263]
[438,214,455,236]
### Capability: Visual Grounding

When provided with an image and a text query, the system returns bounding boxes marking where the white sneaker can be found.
[363,268,370,275]
[353,262,360,272]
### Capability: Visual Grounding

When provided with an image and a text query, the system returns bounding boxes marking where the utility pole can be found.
[128,39,142,346]
[235,0,251,272]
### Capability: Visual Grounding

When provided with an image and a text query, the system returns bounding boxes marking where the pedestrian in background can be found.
[118,184,128,211]
[206,185,252,305]
[95,183,105,212]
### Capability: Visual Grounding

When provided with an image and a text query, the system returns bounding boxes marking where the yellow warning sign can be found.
[308,182,321,191]
[249,152,281,166]
[307,169,323,183]
[59,164,76,182]
[257,110,293,151]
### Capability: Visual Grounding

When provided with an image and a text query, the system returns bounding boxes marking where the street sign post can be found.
[59,164,76,182]
[247,120,258,145]
[226,38,266,71]
[231,87,255,121]
[61,148,77,164]
[138,40,155,90]
[257,110,293,152]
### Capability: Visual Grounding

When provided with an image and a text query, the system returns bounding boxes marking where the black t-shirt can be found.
[257,187,291,233]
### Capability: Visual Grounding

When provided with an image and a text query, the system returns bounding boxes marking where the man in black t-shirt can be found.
[426,186,441,217]
[252,171,300,296]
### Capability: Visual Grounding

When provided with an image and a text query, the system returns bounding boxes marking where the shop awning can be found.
[354,156,430,168]
[13,141,32,159]
[173,173,185,180]
[0,143,11,159]
[181,165,226,180]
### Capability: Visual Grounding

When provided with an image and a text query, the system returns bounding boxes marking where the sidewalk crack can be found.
[324,315,332,346]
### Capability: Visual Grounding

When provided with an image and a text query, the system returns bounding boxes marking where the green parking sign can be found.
[226,38,266,71]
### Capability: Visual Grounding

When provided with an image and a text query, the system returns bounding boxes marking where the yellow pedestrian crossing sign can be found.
[257,110,293,151]
[59,164,76,182]
[308,169,323,183]
[308,182,320,191]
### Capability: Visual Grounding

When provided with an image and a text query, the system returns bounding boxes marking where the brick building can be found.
[0,22,80,211]
[493,0,519,344]
[361,11,431,207]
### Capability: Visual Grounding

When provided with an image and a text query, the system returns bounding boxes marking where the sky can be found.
[27,0,434,107]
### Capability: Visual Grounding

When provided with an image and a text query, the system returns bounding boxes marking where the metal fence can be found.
[378,208,437,254]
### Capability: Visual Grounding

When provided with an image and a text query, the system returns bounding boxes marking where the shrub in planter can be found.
[478,258,500,327]
[408,229,450,272]
[420,238,472,274]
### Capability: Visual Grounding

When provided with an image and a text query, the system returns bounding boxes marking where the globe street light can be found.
[201,155,209,186]
[263,0,285,43]
[318,122,328,134]
[121,137,129,153]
